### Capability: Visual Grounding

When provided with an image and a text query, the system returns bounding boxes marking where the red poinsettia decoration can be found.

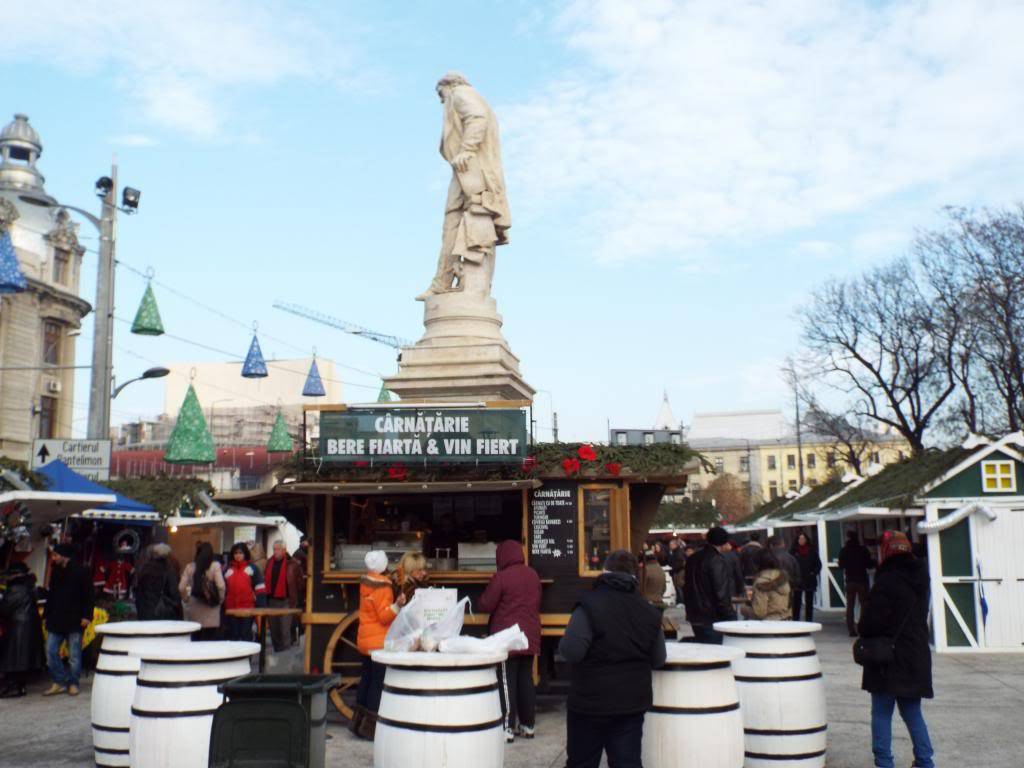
[354,460,369,468]
[578,444,598,461]
[522,455,537,472]
[562,457,581,476]
[604,461,622,476]
[387,465,407,480]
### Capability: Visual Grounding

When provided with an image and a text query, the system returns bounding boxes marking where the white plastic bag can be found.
[421,596,470,651]
[439,623,529,655]
[384,592,425,652]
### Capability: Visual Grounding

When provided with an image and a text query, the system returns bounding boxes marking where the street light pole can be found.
[87,161,118,440]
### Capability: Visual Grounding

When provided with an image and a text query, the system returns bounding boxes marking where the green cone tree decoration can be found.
[164,385,215,464]
[377,382,393,403]
[131,282,165,336]
[266,411,293,453]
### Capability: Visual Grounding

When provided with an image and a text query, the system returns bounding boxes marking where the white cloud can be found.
[502,0,1024,265]
[2,0,355,140]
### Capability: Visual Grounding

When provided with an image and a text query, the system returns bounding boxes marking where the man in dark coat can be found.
[858,530,934,768]
[0,562,44,698]
[42,543,93,696]
[558,550,665,768]
[683,527,736,644]
[265,540,304,652]
[478,540,541,741]
[739,533,764,581]
[769,535,800,595]
[134,543,183,621]
[838,530,876,636]
[790,531,822,621]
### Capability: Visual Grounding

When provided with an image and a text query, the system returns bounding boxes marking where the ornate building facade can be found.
[0,114,91,461]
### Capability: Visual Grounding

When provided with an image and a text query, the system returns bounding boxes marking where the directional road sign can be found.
[31,439,112,481]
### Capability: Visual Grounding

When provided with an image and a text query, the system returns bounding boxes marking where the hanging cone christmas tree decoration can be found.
[377,381,393,403]
[242,327,268,378]
[302,357,326,397]
[266,411,294,453]
[0,230,28,295]
[131,281,165,335]
[164,384,215,464]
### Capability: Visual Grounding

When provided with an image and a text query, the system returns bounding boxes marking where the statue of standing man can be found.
[418,72,511,300]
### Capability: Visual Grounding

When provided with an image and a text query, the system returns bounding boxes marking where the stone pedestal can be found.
[384,292,534,403]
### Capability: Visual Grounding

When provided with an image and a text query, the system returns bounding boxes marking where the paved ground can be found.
[1,613,1020,767]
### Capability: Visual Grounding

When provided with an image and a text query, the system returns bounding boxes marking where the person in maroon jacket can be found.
[478,540,542,742]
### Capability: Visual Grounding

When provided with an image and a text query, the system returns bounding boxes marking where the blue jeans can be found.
[871,693,935,768]
[45,631,83,688]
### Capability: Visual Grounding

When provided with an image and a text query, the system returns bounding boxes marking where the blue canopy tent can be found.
[37,460,159,523]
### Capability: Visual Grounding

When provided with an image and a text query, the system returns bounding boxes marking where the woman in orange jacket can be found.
[351,550,405,740]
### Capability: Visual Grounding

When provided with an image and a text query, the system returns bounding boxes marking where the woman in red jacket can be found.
[223,543,266,641]
[478,540,542,742]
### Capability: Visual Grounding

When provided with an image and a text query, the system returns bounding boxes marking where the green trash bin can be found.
[218,674,340,768]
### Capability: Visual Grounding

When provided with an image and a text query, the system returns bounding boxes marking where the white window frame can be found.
[615,432,628,446]
[981,460,1016,493]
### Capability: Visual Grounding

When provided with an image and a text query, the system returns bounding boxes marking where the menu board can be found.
[528,482,578,572]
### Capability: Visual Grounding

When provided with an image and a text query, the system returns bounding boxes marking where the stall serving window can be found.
[324,491,525,575]
[579,485,628,576]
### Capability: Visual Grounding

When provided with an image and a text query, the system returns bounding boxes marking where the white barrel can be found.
[714,621,826,768]
[643,643,746,768]
[129,641,259,768]
[92,621,200,768]
[371,650,507,768]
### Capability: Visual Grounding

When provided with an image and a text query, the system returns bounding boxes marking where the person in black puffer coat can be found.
[857,530,934,768]
[0,562,45,698]
[135,544,183,621]
[559,550,666,768]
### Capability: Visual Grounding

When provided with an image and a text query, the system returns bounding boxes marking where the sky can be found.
[5,0,1024,443]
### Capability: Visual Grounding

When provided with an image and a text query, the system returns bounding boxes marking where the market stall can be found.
[235,402,700,718]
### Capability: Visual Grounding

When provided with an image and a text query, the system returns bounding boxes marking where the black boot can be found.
[356,710,378,741]
[348,705,364,735]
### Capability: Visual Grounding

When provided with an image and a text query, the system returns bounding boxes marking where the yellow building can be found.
[682,409,911,509]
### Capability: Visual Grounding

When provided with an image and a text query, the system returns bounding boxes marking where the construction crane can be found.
[273,301,413,349]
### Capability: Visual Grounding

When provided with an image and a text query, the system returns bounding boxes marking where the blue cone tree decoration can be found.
[0,230,28,294]
[266,411,294,453]
[302,356,326,397]
[242,329,268,378]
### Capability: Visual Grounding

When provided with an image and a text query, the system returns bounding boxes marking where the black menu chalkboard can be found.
[528,481,578,574]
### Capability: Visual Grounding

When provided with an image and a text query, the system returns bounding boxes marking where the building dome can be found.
[0,114,42,152]
[0,114,45,192]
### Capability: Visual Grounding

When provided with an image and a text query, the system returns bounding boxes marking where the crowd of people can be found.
[1,522,935,767]
[0,534,311,699]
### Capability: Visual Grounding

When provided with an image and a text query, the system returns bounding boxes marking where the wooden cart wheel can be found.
[324,613,363,720]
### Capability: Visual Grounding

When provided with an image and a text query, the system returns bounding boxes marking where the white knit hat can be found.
[364,550,389,574]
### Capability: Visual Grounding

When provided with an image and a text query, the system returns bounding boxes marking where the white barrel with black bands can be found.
[91,621,200,768]
[371,650,507,768]
[714,620,826,768]
[643,643,746,768]
[129,641,259,768]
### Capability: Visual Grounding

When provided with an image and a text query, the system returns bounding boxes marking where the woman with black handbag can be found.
[856,530,935,768]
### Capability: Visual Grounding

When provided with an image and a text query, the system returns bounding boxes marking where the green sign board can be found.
[319,407,527,464]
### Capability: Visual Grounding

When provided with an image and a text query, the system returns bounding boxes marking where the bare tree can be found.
[800,398,875,474]
[916,206,1024,435]
[798,258,958,453]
